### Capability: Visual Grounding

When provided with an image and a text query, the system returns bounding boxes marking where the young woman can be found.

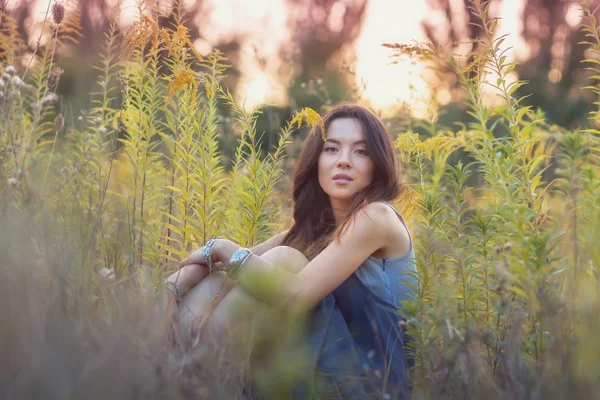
[164,103,417,398]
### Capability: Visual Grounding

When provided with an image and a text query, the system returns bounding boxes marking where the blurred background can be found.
[12,0,595,130]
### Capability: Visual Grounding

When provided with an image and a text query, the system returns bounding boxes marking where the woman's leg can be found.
[178,246,309,343]
[178,270,236,337]
[204,247,309,347]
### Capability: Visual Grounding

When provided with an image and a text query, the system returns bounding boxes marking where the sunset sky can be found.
[31,0,582,116]
[180,0,531,116]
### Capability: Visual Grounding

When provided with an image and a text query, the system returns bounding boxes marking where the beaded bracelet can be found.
[203,239,219,271]
[227,247,252,280]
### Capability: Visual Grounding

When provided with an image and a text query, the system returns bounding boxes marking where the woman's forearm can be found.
[214,239,299,306]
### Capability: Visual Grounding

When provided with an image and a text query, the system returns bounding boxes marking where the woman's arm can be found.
[182,203,399,313]
[249,230,289,256]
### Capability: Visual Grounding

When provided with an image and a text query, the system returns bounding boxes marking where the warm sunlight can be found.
[30,0,528,116]
[353,0,431,117]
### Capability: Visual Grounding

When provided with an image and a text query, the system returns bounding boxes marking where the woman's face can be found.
[318,117,374,206]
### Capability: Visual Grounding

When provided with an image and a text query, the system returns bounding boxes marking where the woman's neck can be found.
[329,198,352,225]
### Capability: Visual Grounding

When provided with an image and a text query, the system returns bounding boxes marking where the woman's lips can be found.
[333,178,352,184]
[333,174,353,184]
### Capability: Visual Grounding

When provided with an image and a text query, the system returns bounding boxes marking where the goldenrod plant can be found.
[2,0,600,398]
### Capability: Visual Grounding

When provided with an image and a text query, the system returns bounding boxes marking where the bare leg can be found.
[178,246,309,347]
[205,246,309,350]
[178,270,236,338]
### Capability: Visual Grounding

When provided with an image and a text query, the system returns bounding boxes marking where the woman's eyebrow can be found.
[325,139,366,145]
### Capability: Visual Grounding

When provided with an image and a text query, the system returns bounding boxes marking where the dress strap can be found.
[381,201,413,249]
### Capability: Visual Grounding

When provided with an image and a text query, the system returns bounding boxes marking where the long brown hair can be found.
[281,103,403,259]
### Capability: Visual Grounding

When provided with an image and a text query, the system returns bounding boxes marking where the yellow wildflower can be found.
[396,185,420,220]
[412,131,458,161]
[290,107,326,141]
[166,67,198,103]
[121,15,160,59]
[162,25,203,63]
[395,131,421,157]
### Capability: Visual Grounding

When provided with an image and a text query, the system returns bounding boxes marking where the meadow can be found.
[1,1,600,399]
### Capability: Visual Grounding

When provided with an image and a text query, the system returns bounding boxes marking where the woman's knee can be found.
[178,271,236,333]
[260,246,309,274]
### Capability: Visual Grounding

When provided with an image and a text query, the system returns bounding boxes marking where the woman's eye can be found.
[324,147,337,152]
[355,149,368,156]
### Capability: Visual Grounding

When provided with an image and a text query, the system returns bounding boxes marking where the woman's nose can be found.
[336,151,351,168]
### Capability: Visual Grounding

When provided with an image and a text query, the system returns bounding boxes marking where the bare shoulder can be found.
[356,201,399,232]
[364,201,412,257]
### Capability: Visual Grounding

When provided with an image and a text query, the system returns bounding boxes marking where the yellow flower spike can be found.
[290,107,326,141]
[167,67,198,103]
[160,28,171,51]
[396,185,420,220]
[121,15,160,59]
[395,131,421,157]
[141,16,160,55]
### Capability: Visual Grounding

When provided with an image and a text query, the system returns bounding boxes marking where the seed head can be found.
[52,2,65,25]
[98,268,116,281]
[4,66,15,76]
[47,66,64,89]
[10,76,22,87]
[54,113,64,132]
[8,177,18,188]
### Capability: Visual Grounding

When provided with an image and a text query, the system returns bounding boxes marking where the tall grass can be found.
[1,0,600,399]
[388,1,600,398]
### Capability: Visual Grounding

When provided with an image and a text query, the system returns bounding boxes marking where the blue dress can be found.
[295,203,418,399]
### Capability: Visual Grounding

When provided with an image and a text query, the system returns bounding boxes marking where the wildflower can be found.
[300,82,306,88]
[166,66,198,103]
[10,76,22,88]
[98,267,116,281]
[98,125,107,135]
[52,1,65,25]
[4,65,15,76]
[395,131,420,157]
[41,93,59,105]
[47,66,64,89]
[8,177,18,188]
[2,73,10,82]
[122,16,161,59]
[317,78,322,85]
[290,107,326,140]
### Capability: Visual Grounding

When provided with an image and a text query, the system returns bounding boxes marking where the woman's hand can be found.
[180,239,240,269]
[166,264,209,296]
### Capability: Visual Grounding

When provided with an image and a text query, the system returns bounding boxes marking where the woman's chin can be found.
[325,189,356,203]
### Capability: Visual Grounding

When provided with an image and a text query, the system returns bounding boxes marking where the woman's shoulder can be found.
[361,201,412,259]
[359,201,400,227]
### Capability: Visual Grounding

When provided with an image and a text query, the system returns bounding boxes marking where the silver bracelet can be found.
[227,248,252,280]
[203,239,219,271]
